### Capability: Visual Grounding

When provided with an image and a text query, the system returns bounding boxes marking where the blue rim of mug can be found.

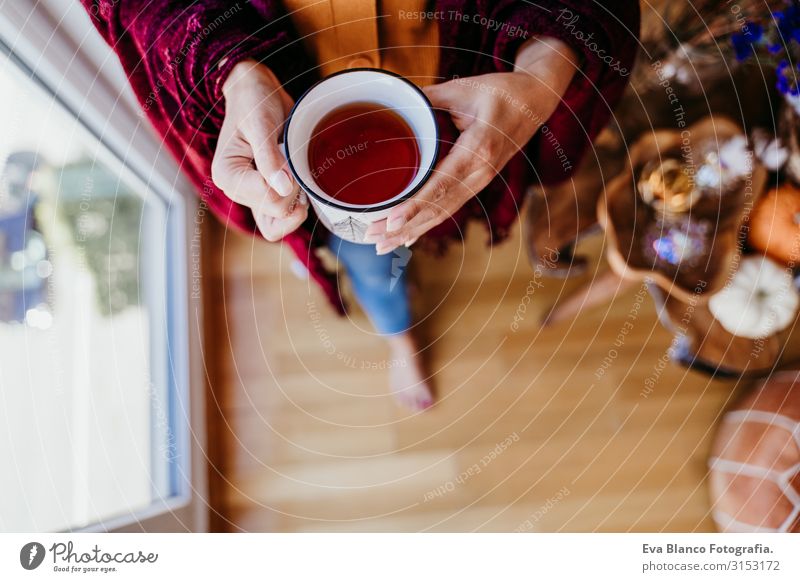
[283,67,439,214]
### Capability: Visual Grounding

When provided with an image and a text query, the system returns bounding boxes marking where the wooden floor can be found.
[203,213,746,532]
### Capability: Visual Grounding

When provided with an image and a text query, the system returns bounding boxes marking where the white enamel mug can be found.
[283,68,439,244]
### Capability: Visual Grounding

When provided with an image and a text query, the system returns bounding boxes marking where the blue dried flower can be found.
[731,23,763,61]
[774,4,800,45]
[776,59,800,96]
[767,41,784,54]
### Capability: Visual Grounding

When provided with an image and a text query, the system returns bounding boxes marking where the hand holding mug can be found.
[282,68,438,244]
[212,60,308,241]
[367,38,579,253]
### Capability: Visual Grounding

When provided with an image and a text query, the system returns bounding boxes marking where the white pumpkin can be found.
[709,256,799,339]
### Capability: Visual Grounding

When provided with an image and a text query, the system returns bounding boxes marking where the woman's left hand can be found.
[365,38,578,254]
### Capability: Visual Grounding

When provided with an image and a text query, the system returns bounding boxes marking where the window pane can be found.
[0,54,175,531]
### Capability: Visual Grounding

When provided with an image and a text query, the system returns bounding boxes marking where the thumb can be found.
[245,125,296,199]
[422,79,462,108]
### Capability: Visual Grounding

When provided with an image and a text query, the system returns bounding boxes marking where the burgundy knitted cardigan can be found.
[82,0,639,313]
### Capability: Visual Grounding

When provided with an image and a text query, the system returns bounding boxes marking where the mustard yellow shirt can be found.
[282,0,440,86]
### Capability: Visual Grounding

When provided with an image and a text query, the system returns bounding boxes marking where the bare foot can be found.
[386,333,433,411]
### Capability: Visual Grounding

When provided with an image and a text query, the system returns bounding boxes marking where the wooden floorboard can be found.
[203,215,742,532]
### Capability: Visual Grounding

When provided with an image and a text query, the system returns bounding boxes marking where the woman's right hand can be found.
[212,60,308,241]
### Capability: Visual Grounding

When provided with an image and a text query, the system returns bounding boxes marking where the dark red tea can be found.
[308,102,420,205]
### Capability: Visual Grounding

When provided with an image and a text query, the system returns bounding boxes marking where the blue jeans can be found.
[328,234,412,335]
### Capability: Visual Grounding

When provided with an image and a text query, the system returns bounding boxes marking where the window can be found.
[0,44,195,532]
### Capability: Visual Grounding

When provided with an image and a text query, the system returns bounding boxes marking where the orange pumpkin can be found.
[748,184,800,266]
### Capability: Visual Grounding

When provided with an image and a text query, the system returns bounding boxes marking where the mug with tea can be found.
[283,68,438,244]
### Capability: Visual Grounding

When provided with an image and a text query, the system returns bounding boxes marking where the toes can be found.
[394,391,419,411]
[392,383,434,412]
[388,361,434,411]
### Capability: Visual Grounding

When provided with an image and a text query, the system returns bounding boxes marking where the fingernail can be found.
[375,243,395,255]
[299,191,308,205]
[404,237,418,248]
[386,216,406,232]
[269,169,294,197]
